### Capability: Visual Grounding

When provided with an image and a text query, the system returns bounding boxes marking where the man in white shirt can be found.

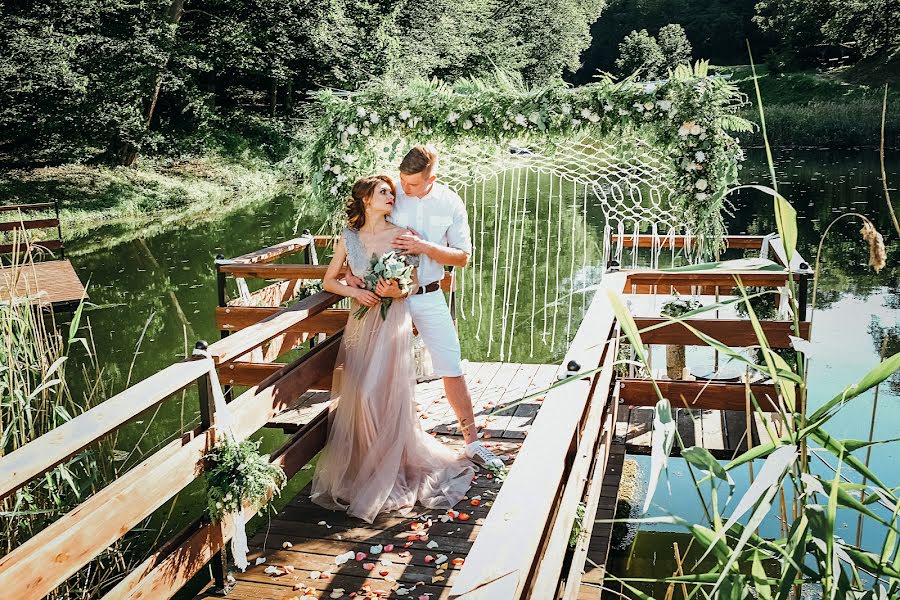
[345,144,503,469]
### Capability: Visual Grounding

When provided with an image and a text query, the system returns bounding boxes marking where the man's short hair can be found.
[399,144,438,175]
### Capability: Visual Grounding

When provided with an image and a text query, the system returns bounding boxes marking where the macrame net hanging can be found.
[371,132,687,363]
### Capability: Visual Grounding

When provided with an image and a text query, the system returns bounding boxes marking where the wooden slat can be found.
[207,291,341,365]
[221,361,334,389]
[611,234,766,250]
[478,363,539,437]
[0,359,211,500]
[626,270,791,289]
[449,273,626,600]
[217,263,336,279]
[0,334,342,600]
[701,409,726,451]
[503,363,560,438]
[633,318,809,348]
[0,202,56,212]
[229,236,312,264]
[216,307,348,333]
[618,379,781,412]
[0,239,64,255]
[0,218,59,231]
[625,407,654,447]
[530,329,619,597]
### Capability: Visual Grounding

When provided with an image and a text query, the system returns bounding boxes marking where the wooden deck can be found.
[266,361,561,441]
[0,259,87,308]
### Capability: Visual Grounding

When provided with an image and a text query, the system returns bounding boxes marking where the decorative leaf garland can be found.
[205,437,286,522]
[304,64,751,246]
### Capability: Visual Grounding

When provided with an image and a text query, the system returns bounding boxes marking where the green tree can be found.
[615,29,665,78]
[657,23,692,71]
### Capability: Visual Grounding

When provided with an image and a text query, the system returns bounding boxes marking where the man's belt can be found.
[414,281,441,295]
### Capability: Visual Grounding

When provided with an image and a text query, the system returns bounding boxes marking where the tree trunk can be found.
[112,0,185,166]
[285,79,292,113]
[270,78,277,117]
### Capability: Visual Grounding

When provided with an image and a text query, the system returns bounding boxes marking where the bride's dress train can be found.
[310,228,473,524]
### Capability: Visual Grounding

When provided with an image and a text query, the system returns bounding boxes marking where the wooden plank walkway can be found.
[0,260,86,308]
[195,439,522,600]
[616,404,778,460]
[266,362,558,441]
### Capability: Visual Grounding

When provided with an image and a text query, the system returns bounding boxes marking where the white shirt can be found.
[388,178,472,287]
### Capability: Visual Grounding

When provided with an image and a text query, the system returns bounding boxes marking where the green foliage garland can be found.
[204,437,286,521]
[305,64,752,248]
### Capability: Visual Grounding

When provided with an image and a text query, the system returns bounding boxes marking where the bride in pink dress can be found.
[310,174,474,523]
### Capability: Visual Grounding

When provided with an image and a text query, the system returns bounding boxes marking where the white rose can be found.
[336,174,346,183]
[514,114,528,126]
[695,151,706,162]
[695,192,709,201]
[695,178,708,191]
[356,106,367,118]
[331,164,341,175]
[633,102,644,112]
[686,162,698,171]
[342,153,356,164]
[657,100,672,111]
[388,115,395,126]
[329,185,338,194]
[398,109,411,120]
[462,119,473,130]
[604,103,614,112]
[678,124,690,137]
[322,163,331,173]
[690,123,702,135]
[560,103,571,114]
[699,132,708,140]
[369,112,380,124]
[345,123,358,136]
[618,108,629,116]
[644,101,655,111]
[447,111,460,123]
[580,107,592,118]
[571,118,582,127]
[474,114,484,124]
[588,112,600,123]
[361,127,370,137]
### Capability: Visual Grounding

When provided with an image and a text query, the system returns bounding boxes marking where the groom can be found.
[345,144,503,469]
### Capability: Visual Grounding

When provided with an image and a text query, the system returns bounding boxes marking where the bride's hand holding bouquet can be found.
[354,251,415,320]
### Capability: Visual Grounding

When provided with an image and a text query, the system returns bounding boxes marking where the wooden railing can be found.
[0,288,345,600]
[0,201,65,257]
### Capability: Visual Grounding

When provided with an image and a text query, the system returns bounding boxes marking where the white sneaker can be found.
[465,441,504,469]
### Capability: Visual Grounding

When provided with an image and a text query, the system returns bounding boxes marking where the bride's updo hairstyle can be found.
[346,174,396,230]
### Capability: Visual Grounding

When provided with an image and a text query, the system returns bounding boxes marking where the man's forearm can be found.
[425,243,469,268]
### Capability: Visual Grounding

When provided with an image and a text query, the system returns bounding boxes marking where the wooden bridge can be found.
[0,230,811,599]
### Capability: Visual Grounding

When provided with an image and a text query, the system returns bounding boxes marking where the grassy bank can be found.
[0,155,295,252]
[717,65,900,147]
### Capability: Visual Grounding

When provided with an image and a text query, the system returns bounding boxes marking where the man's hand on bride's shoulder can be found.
[375,278,404,298]
[350,287,380,307]
[393,227,431,256]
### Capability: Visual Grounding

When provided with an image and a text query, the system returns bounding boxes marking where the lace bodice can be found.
[342,227,418,278]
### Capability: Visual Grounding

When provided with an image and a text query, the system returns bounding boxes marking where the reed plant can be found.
[598,55,900,599]
[0,235,139,597]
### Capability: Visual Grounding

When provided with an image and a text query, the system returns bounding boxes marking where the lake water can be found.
[62,147,900,594]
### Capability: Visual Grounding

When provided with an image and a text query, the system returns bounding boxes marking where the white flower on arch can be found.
[695,178,708,191]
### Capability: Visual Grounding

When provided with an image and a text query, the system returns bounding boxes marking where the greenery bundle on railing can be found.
[304,64,751,243]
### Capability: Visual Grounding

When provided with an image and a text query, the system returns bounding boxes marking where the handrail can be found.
[0,359,211,500]
[611,233,770,249]
[449,272,626,599]
[0,202,57,213]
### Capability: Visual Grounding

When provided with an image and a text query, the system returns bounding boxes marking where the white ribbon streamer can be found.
[192,346,248,571]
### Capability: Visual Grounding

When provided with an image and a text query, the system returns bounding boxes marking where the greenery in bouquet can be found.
[204,437,286,522]
[353,251,415,320]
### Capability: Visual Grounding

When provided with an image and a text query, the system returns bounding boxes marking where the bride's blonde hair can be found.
[346,174,395,230]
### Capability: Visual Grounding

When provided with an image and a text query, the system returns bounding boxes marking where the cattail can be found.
[860,220,887,273]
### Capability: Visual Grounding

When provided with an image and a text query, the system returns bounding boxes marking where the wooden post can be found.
[215,256,233,402]
[195,340,234,595]
[798,266,809,322]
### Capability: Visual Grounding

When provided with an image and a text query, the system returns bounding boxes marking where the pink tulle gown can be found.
[310,227,473,523]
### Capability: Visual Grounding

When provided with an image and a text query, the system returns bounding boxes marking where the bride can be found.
[310,174,474,523]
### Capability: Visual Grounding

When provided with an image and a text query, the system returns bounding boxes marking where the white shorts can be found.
[407,290,463,377]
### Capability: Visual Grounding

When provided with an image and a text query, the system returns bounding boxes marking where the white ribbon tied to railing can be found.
[192,346,250,572]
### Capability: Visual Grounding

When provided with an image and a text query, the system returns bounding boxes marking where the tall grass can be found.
[0,237,139,597]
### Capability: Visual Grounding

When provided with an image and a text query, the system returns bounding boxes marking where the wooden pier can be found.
[0,230,812,599]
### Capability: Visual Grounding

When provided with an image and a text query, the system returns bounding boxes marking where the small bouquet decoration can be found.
[354,250,415,320]
[204,438,286,522]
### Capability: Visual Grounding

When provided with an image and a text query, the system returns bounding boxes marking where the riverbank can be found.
[718,65,900,148]
[0,155,298,253]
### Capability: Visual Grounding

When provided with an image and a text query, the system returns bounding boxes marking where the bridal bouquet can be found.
[354,250,415,320]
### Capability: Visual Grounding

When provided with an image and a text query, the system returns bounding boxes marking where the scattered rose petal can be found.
[419,534,429,541]
[330,590,345,599]
[264,565,279,575]
[431,575,445,584]
[452,558,465,566]
[255,557,267,565]
[379,558,393,566]
[435,554,448,566]
[396,588,410,596]
[282,541,294,549]
[370,544,383,555]
[458,513,471,521]
[321,570,331,578]
[406,535,419,542]
[426,540,439,549]
[379,569,389,576]
[384,544,394,552]
[309,570,321,580]
[363,563,375,571]
[335,550,355,565]
[403,541,414,548]
[424,555,434,563]
[398,551,412,559]
[355,552,367,561]
[283,565,296,574]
